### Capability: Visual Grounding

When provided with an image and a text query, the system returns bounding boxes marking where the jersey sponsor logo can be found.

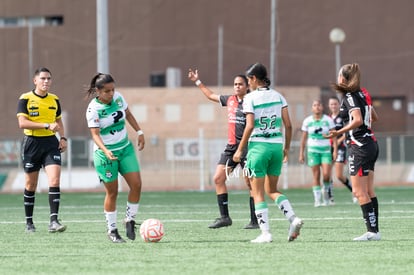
[314,127,323,134]
[28,101,40,116]
[109,126,124,135]
[334,117,343,127]
[111,111,123,123]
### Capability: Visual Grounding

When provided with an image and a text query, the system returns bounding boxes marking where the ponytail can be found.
[85,73,115,98]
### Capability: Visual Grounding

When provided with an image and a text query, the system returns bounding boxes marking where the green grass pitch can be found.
[0,186,413,274]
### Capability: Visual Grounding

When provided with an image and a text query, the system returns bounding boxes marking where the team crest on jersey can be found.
[115,98,123,108]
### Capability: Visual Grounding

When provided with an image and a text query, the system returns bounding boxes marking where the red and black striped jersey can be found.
[219,95,246,145]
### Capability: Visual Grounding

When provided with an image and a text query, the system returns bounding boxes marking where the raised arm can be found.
[188,68,220,103]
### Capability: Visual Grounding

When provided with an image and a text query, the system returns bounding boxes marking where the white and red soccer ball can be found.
[139,218,164,242]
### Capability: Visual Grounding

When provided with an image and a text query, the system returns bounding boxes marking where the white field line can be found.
[1,200,413,210]
[1,215,414,225]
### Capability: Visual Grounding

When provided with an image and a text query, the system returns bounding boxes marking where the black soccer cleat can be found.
[243,221,260,229]
[26,223,36,233]
[208,216,232,229]
[107,229,126,243]
[125,220,136,240]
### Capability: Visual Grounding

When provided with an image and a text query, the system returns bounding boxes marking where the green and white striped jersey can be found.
[301,114,335,153]
[86,91,130,151]
[242,87,287,144]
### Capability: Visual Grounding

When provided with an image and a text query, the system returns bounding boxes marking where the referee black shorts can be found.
[21,135,61,173]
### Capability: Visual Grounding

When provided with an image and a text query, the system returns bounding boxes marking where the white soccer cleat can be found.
[314,201,321,207]
[288,217,303,242]
[250,232,273,243]
[353,231,381,241]
[376,232,381,240]
[352,196,358,204]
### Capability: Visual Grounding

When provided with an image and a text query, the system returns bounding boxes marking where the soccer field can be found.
[0,186,413,275]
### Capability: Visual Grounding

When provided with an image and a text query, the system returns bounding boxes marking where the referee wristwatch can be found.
[44,123,50,129]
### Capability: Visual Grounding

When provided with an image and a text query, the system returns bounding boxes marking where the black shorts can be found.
[218,144,247,169]
[348,142,378,176]
[21,135,61,173]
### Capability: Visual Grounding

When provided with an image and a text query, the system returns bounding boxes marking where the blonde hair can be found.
[332,63,361,93]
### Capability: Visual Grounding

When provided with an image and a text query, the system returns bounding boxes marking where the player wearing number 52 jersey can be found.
[233,63,303,243]
[244,89,287,144]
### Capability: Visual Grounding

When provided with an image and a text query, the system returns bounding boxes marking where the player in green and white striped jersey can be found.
[86,73,145,243]
[233,63,303,243]
[299,100,337,207]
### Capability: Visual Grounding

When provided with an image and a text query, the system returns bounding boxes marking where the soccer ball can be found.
[139,218,164,242]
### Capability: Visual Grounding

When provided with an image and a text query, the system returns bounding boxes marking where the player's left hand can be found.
[137,135,145,151]
[59,138,67,153]
[283,149,289,163]
[188,68,199,82]
[233,150,242,163]
[324,130,338,138]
